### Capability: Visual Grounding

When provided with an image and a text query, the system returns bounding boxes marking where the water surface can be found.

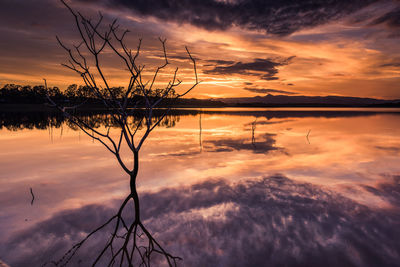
[1,108,400,266]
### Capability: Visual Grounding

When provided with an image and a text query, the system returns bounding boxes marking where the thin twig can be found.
[30,187,35,205]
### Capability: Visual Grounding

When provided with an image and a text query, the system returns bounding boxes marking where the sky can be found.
[0,0,400,99]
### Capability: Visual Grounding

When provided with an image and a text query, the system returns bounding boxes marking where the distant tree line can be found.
[0,83,178,104]
[0,83,226,107]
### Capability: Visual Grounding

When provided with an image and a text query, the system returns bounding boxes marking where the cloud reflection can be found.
[2,175,400,267]
[204,133,281,154]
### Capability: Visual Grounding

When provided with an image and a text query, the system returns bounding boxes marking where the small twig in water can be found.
[251,118,257,147]
[306,129,311,144]
[30,187,35,205]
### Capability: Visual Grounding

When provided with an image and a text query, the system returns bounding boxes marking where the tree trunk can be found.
[130,150,140,222]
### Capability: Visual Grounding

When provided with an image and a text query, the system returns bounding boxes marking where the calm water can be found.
[1,108,400,266]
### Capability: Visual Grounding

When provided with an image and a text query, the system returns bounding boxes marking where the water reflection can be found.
[204,133,282,154]
[1,108,400,266]
[2,108,400,131]
[3,176,400,266]
[0,110,182,131]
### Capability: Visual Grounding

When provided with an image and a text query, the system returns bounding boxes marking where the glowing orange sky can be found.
[0,0,399,99]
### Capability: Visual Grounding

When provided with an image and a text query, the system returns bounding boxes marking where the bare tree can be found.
[44,0,199,266]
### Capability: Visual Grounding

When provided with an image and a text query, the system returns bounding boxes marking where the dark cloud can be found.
[0,0,74,75]
[260,74,280,80]
[204,58,280,75]
[244,87,297,95]
[0,0,181,86]
[77,0,382,36]
[205,59,236,65]
[202,59,237,67]
[3,175,400,267]
[371,7,400,28]
[153,57,236,66]
[155,54,191,61]
[203,57,294,80]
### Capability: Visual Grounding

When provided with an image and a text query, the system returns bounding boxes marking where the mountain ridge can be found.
[215,94,400,107]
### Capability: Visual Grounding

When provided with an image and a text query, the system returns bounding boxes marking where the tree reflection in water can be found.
[3,175,400,267]
[0,111,182,132]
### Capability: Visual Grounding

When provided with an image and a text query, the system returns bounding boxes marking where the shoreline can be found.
[1,103,400,112]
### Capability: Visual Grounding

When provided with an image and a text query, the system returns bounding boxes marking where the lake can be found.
[1,108,400,266]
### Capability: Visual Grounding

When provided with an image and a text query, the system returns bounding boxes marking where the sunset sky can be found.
[1,0,400,99]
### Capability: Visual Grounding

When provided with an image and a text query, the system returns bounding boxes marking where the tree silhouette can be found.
[44,0,199,266]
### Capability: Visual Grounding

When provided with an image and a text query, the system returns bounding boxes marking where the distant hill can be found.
[216,94,400,107]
